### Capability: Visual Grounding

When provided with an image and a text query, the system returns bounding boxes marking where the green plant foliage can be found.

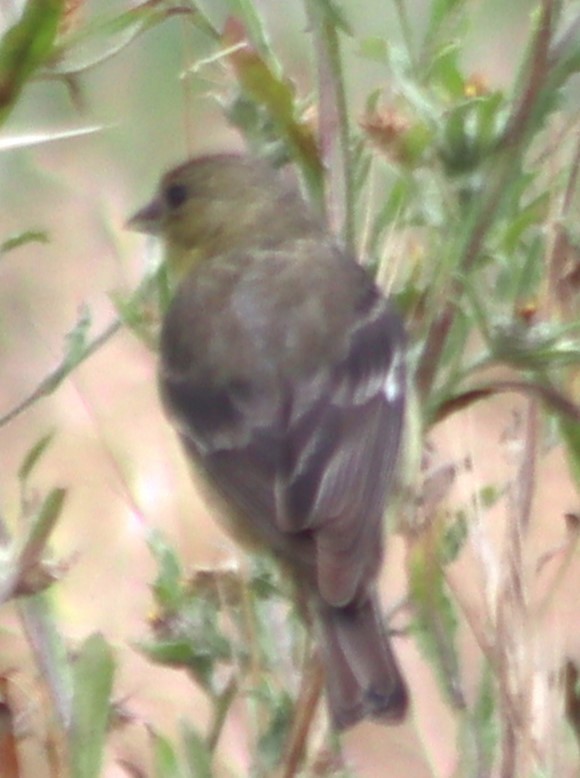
[408,533,463,708]
[138,552,233,691]
[253,683,295,774]
[0,230,48,257]
[70,633,115,778]
[0,0,64,124]
[222,18,324,204]
[151,729,185,778]
[181,722,214,778]
[559,418,580,488]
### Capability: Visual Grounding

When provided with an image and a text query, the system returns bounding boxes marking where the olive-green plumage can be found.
[128,154,408,729]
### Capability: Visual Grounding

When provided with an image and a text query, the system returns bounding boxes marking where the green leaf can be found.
[17,487,67,580]
[409,535,463,708]
[316,0,353,36]
[33,487,67,531]
[51,4,204,77]
[479,484,503,510]
[138,556,234,689]
[223,19,323,203]
[110,262,166,350]
[386,43,440,122]
[559,418,580,488]
[151,729,185,778]
[551,29,580,81]
[71,633,115,778]
[491,320,580,370]
[17,592,73,726]
[357,36,388,63]
[501,192,549,254]
[0,317,122,430]
[438,92,506,175]
[18,432,55,483]
[428,43,465,98]
[148,530,183,611]
[0,230,48,256]
[367,177,413,260]
[440,511,468,565]
[138,622,231,689]
[137,636,212,670]
[0,0,65,124]
[252,683,294,773]
[427,0,465,36]
[247,557,281,600]
[181,722,213,778]
[471,664,497,767]
[63,304,92,371]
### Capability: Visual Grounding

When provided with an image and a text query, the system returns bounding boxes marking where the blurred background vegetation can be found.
[1,0,579,776]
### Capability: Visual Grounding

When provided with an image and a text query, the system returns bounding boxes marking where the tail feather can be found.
[317,594,408,730]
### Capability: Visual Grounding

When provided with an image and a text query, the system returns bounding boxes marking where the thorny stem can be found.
[304,0,354,252]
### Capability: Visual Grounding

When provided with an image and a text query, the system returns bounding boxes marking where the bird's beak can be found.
[126,197,164,235]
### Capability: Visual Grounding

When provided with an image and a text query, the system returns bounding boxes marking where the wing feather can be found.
[159,248,406,607]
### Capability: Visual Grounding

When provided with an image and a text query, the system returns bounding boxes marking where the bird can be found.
[127,153,409,729]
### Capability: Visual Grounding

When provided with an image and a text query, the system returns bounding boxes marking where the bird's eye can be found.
[165,183,188,209]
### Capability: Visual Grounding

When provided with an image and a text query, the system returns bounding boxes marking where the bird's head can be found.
[127,154,320,276]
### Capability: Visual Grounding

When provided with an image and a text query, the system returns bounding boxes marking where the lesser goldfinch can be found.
[127,154,408,729]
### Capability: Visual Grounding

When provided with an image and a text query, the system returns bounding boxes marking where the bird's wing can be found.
[279,286,406,605]
[159,262,405,606]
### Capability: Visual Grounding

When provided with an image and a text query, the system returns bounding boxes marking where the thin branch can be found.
[434,378,580,425]
[0,318,122,429]
[280,653,325,778]
[0,258,165,430]
[536,516,580,619]
[501,0,554,149]
[513,400,539,538]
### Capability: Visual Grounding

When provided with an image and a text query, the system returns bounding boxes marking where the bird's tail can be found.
[317,594,408,730]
